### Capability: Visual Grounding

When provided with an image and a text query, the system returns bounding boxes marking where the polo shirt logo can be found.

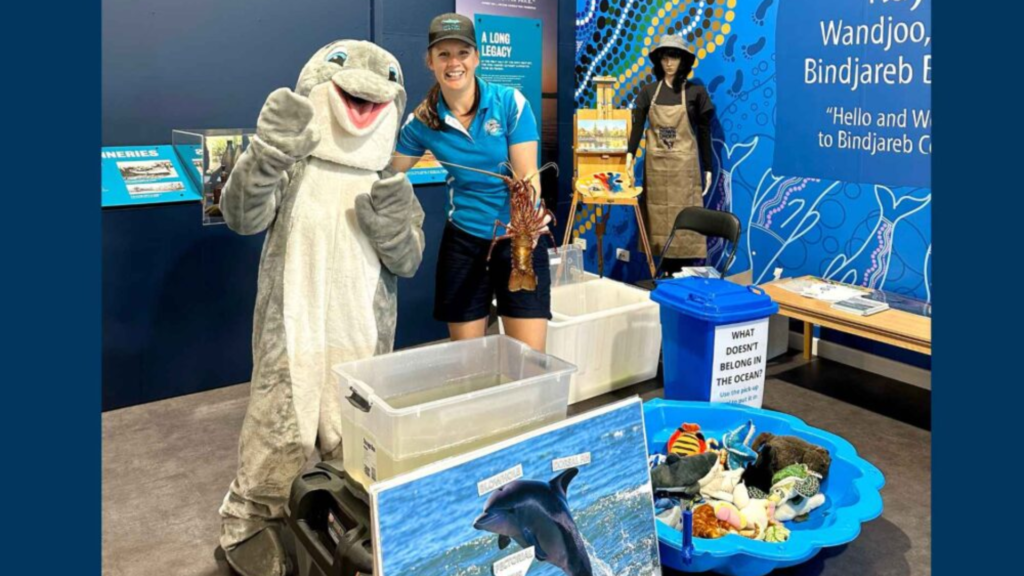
[485,118,503,137]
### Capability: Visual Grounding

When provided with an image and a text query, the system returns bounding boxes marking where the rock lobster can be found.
[486,162,559,292]
[431,159,559,292]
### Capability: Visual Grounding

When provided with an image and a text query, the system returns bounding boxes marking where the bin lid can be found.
[650,277,778,322]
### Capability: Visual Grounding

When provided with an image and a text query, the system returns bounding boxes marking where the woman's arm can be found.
[508,140,540,203]
[388,152,422,174]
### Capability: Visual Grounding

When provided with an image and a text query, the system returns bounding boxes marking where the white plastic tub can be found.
[499,274,662,404]
[335,335,575,487]
[549,276,662,403]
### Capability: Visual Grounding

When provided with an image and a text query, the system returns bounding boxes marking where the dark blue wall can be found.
[102,1,372,146]
[102,0,574,410]
[102,203,264,409]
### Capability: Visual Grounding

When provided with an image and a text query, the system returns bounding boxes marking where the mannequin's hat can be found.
[649,34,696,65]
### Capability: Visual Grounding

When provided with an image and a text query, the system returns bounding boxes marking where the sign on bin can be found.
[710,318,769,407]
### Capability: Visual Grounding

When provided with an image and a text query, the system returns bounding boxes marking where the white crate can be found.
[335,335,575,487]
[501,275,662,404]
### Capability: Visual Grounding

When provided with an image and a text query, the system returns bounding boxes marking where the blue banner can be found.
[101,146,202,208]
[475,13,543,145]
[775,0,931,188]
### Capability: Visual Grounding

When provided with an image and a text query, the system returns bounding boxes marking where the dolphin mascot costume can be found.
[217,40,425,576]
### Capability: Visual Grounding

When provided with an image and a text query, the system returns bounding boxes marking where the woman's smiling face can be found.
[428,39,478,91]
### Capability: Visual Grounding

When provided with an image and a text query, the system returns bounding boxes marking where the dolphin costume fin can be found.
[498,535,511,550]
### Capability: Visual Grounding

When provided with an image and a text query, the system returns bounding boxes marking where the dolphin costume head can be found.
[295,39,406,171]
[473,468,593,576]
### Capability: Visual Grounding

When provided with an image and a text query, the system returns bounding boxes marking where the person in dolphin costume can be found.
[217,39,424,576]
[473,468,594,576]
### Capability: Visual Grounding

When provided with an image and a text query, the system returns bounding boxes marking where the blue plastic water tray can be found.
[644,399,884,576]
[650,278,778,323]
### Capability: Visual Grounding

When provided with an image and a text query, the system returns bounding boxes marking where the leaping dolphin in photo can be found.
[473,468,594,576]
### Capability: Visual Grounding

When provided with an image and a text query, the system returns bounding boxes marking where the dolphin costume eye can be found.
[388,64,399,82]
[326,49,348,66]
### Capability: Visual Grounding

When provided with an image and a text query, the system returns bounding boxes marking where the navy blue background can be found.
[15,2,1004,573]
[931,3,1017,575]
[101,0,575,410]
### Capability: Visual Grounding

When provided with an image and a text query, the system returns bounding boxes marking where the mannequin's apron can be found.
[640,81,706,259]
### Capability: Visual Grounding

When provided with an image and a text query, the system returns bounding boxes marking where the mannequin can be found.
[625,35,715,273]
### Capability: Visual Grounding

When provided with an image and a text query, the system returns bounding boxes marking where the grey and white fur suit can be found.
[217,40,424,575]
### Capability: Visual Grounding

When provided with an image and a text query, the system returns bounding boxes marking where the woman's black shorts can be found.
[433,221,552,323]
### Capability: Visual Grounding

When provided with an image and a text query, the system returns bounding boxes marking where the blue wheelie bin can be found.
[650,277,777,406]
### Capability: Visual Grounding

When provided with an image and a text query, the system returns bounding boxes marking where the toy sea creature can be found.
[474,467,593,576]
[772,464,822,498]
[769,465,827,522]
[743,432,832,492]
[692,504,727,539]
[697,460,746,503]
[720,420,758,470]
[667,423,708,457]
[775,493,826,522]
[763,523,791,543]
[651,452,718,497]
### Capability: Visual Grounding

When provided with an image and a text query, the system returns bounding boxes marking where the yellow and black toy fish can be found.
[667,423,708,457]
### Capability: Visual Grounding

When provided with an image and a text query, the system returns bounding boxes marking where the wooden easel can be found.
[563,77,656,278]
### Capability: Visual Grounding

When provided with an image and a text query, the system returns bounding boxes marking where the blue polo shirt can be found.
[396,78,539,239]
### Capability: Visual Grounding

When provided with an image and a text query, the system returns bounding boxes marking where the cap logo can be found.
[442,19,463,31]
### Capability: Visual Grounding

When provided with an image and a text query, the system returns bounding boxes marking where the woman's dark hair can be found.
[414,49,480,131]
[652,48,695,94]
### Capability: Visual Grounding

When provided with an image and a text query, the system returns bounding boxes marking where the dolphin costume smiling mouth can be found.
[474,468,594,576]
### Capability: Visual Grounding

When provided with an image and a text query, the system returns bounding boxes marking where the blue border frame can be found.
[9,3,100,572]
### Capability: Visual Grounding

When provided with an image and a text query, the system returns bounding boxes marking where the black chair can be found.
[636,207,742,290]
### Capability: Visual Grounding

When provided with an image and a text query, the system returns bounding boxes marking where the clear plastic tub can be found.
[548,244,587,288]
[335,335,575,487]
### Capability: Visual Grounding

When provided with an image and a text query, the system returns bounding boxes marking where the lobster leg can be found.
[488,219,513,262]
[539,199,557,228]
[487,234,513,261]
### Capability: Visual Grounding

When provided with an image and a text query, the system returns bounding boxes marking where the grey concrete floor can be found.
[102,353,930,576]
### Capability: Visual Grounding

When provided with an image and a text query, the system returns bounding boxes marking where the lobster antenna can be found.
[388,155,557,183]
[524,162,559,182]
[431,158,509,181]
[498,161,521,181]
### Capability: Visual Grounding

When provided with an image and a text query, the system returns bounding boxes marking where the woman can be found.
[388,13,550,351]
[626,35,715,274]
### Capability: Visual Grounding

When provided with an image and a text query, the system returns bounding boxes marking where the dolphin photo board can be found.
[370,397,661,576]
